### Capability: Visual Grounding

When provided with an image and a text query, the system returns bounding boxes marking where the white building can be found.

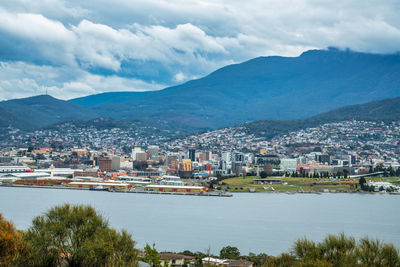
[132,148,146,162]
[280,158,298,172]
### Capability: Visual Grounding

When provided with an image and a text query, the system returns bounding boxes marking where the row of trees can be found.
[1,204,400,266]
[267,233,400,266]
[0,205,138,266]
[178,234,400,267]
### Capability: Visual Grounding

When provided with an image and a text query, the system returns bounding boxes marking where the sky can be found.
[0,0,400,100]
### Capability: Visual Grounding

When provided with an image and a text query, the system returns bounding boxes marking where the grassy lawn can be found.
[218,176,400,193]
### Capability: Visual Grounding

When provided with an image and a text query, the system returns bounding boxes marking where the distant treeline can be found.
[1,204,399,266]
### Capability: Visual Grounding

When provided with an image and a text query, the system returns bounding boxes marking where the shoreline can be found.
[2,184,399,195]
[0,184,233,197]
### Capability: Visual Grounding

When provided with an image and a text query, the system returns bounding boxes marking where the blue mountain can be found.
[0,95,98,129]
[1,48,400,131]
[71,48,400,128]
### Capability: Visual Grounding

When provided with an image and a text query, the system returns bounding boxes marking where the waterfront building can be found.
[0,166,30,173]
[132,170,162,177]
[98,158,112,172]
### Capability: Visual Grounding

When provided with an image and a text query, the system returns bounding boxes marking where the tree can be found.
[356,237,400,266]
[291,233,400,267]
[264,164,273,176]
[245,252,270,266]
[143,243,161,267]
[24,204,138,267]
[317,233,357,266]
[359,177,367,189]
[133,161,148,171]
[264,253,297,267]
[220,246,240,259]
[0,213,25,266]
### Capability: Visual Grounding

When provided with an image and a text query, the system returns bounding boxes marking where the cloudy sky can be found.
[1,0,400,100]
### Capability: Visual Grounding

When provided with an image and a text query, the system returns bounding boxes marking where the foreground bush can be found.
[265,233,400,267]
[0,213,25,266]
[23,204,138,267]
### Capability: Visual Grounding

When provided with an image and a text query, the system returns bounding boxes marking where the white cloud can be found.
[0,0,400,100]
[173,72,186,83]
[0,61,166,100]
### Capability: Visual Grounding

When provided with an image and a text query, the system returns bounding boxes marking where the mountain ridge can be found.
[70,48,400,128]
[1,48,400,131]
[0,95,98,129]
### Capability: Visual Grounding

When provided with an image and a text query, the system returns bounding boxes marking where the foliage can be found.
[0,213,25,266]
[23,204,138,267]
[263,233,400,267]
[359,177,367,188]
[220,246,240,259]
[143,243,161,267]
[244,252,270,266]
[356,237,400,266]
[263,253,298,267]
[259,171,267,178]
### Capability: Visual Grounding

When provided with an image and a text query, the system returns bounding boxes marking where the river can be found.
[0,187,399,255]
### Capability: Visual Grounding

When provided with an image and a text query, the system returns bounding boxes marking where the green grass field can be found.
[218,176,399,193]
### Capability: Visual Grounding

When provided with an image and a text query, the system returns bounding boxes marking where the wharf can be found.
[0,184,232,197]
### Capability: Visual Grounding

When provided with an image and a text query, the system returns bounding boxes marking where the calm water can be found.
[0,187,399,255]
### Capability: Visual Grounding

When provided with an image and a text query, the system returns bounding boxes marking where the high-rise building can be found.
[179,159,193,178]
[222,152,232,163]
[111,156,121,170]
[180,159,193,171]
[204,151,212,161]
[132,147,146,162]
[350,155,357,165]
[188,148,196,161]
[315,154,330,164]
[148,145,159,161]
[98,158,112,172]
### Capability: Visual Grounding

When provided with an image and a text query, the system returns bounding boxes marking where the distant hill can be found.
[0,107,33,129]
[71,48,400,128]
[2,49,400,132]
[0,95,98,129]
[44,117,204,136]
[243,97,400,139]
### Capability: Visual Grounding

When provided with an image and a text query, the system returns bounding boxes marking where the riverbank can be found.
[0,184,233,197]
[218,176,400,193]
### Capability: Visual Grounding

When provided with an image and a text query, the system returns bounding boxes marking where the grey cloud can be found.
[0,0,400,100]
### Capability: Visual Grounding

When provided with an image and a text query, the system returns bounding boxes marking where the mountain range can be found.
[0,48,399,133]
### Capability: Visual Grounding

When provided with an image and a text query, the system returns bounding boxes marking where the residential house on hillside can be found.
[160,252,195,267]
